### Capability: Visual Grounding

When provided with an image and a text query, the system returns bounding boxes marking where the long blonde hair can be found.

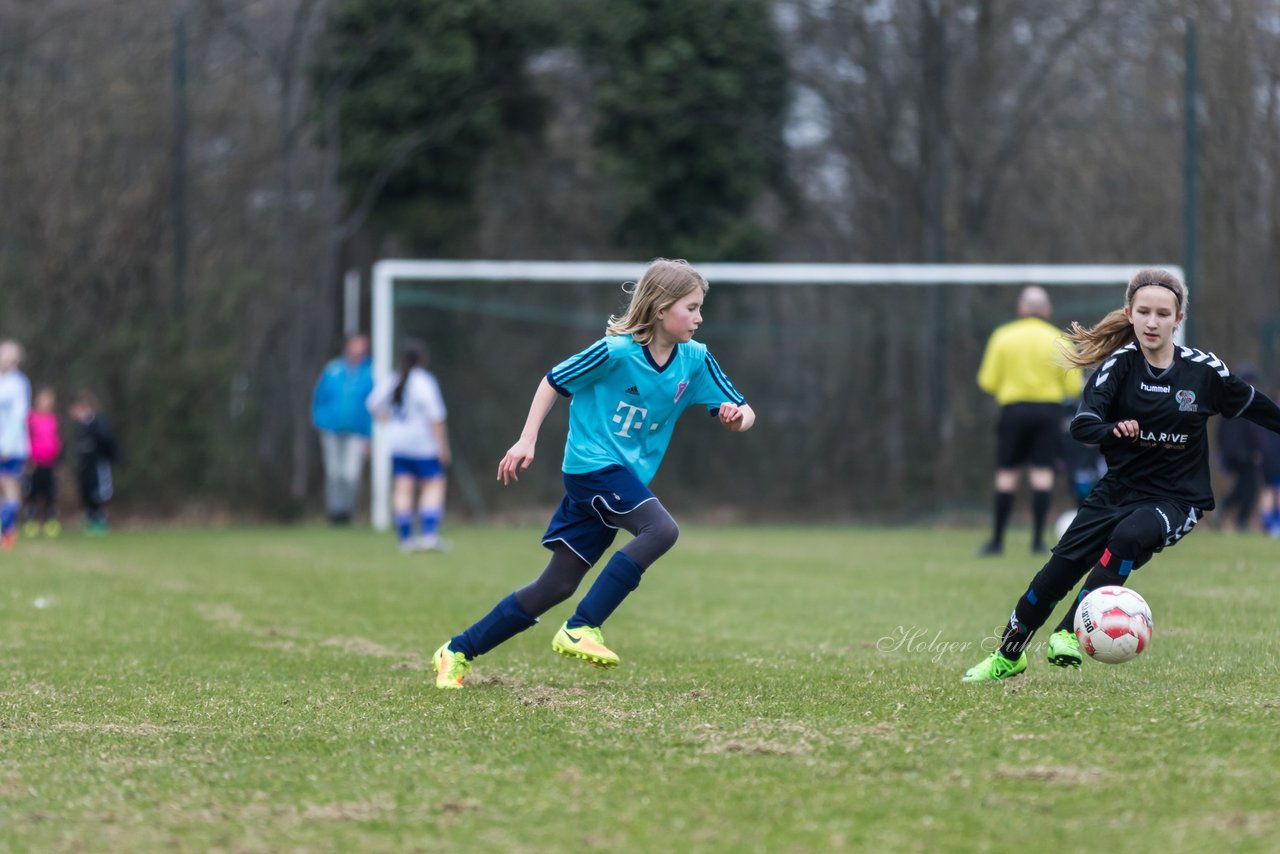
[1064,268,1188,368]
[606,258,709,345]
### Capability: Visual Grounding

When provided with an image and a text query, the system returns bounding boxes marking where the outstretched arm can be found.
[718,402,756,433]
[1241,388,1280,434]
[497,377,560,485]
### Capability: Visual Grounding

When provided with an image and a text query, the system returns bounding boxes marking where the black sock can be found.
[990,491,1014,547]
[1052,558,1128,635]
[998,554,1087,658]
[1030,490,1052,548]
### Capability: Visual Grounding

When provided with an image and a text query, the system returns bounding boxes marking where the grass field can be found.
[2,523,1279,852]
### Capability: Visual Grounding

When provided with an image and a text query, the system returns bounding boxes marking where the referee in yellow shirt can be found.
[977,286,1083,555]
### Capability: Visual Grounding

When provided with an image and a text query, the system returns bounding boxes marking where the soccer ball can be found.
[1073,586,1152,664]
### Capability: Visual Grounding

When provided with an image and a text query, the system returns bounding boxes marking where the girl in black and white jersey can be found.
[963,268,1280,681]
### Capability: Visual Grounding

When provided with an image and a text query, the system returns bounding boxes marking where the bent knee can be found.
[648,516,680,551]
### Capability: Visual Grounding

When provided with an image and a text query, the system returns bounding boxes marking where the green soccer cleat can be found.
[22,521,40,539]
[432,642,471,690]
[962,650,1028,682]
[43,520,62,539]
[551,623,620,669]
[1047,629,1083,668]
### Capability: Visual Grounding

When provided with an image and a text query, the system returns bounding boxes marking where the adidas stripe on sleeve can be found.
[547,339,611,397]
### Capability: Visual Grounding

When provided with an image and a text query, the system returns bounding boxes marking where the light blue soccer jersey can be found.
[546,335,745,485]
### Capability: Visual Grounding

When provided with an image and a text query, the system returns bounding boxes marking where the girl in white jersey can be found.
[431,259,756,689]
[0,340,32,551]
[366,341,450,552]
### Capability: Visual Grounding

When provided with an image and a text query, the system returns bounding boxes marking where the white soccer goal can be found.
[368,260,1183,530]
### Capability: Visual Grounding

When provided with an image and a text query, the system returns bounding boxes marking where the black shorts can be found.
[1053,478,1201,567]
[25,466,56,503]
[995,402,1063,469]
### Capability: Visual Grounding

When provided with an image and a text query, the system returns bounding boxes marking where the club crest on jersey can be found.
[673,380,689,403]
[1176,389,1197,412]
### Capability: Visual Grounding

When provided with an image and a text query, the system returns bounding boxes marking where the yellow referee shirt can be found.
[977,317,1083,405]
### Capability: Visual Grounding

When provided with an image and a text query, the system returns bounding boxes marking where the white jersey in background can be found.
[366,367,447,459]
[0,370,31,459]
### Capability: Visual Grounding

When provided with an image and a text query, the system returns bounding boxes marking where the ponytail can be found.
[393,341,425,406]
[1064,309,1134,368]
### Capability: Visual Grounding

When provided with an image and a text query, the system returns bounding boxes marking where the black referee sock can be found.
[1030,490,1052,549]
[990,491,1014,548]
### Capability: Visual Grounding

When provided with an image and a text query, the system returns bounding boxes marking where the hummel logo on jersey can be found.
[1140,382,1170,394]
[625,385,639,396]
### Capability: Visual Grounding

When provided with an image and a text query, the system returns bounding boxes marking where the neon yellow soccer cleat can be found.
[43,520,62,539]
[962,650,1028,682]
[432,642,471,690]
[22,521,40,539]
[1046,629,1083,668]
[551,623,620,669]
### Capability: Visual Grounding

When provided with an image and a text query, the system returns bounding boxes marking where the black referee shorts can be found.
[1053,478,1201,567]
[995,402,1063,469]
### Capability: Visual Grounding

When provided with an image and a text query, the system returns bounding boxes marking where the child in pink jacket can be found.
[24,388,62,537]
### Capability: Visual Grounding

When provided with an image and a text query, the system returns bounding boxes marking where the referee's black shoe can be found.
[975,541,1003,557]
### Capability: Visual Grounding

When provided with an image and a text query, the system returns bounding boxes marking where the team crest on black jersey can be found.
[1176,389,1197,412]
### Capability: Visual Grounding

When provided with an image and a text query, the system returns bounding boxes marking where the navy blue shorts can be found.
[392,456,443,479]
[542,465,656,566]
[0,457,25,478]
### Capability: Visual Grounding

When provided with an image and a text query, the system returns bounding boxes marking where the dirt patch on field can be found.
[517,684,589,709]
[700,719,831,756]
[302,795,396,822]
[994,764,1102,784]
[322,636,398,658]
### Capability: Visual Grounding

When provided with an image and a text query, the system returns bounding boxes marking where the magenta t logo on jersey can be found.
[674,381,689,403]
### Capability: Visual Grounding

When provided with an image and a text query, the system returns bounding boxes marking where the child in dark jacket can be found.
[70,391,118,535]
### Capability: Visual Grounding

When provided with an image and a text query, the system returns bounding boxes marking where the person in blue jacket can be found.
[312,332,374,524]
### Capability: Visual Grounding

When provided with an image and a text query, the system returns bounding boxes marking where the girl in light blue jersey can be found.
[433,259,756,688]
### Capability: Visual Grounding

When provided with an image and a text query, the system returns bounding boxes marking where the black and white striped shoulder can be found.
[1093,342,1137,387]
[1178,346,1230,378]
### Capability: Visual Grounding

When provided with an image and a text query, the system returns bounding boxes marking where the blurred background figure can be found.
[0,340,31,550]
[1259,381,1280,538]
[22,387,62,539]
[70,391,118,536]
[311,333,374,525]
[1215,365,1263,532]
[976,287,1084,556]
[366,340,449,553]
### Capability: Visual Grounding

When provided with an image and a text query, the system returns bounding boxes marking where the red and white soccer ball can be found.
[1073,586,1153,664]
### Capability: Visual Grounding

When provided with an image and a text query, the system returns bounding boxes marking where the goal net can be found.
[369,261,1182,530]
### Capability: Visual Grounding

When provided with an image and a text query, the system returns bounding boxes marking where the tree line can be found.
[1,0,1277,519]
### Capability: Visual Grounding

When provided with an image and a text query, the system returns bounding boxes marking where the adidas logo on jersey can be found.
[624,385,639,396]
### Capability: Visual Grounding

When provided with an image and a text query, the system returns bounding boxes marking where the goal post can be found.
[369,260,1183,530]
